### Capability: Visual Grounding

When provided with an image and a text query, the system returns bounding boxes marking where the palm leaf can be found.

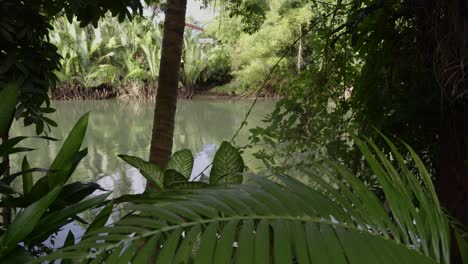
[37,175,436,263]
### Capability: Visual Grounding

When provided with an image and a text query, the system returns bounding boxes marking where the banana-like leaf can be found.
[210,141,244,184]
[27,148,88,204]
[22,156,33,195]
[167,149,194,179]
[48,113,89,188]
[0,82,18,136]
[36,176,437,264]
[25,193,110,245]
[55,181,106,206]
[0,187,62,258]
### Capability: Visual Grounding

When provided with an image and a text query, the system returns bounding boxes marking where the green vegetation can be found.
[1,0,468,263]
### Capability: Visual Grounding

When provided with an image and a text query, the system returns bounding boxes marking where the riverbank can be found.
[51,86,279,101]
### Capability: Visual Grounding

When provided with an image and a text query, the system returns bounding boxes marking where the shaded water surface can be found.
[11,99,275,197]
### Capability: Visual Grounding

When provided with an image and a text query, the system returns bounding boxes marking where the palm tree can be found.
[149,0,188,176]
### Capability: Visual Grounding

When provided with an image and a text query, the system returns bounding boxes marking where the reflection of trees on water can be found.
[10,99,275,196]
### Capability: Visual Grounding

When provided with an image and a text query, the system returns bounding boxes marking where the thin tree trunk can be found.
[149,0,187,181]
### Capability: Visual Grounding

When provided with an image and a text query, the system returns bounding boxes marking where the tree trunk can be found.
[438,101,468,263]
[149,0,187,179]
[426,0,468,262]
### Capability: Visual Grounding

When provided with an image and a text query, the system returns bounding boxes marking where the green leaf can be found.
[163,169,187,188]
[454,226,468,264]
[155,228,182,263]
[26,193,110,244]
[167,149,194,179]
[132,234,160,263]
[0,187,62,258]
[173,226,202,263]
[168,181,208,190]
[56,182,105,206]
[48,113,89,188]
[118,155,164,190]
[214,220,238,263]
[193,222,218,264]
[1,246,34,264]
[0,82,18,136]
[21,156,33,195]
[210,141,244,184]
[27,149,88,204]
[82,201,114,238]
[0,182,16,195]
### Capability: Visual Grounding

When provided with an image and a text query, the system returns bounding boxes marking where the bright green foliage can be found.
[48,112,89,188]
[167,149,194,179]
[49,14,230,97]
[120,141,244,190]
[0,112,109,261]
[50,15,162,92]
[181,32,212,94]
[233,2,312,91]
[0,0,142,132]
[36,138,451,263]
[210,141,244,184]
[0,187,62,258]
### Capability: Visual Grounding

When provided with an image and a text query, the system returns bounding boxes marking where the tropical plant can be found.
[35,135,468,263]
[0,90,108,261]
[181,32,210,97]
[0,0,143,131]
[119,140,244,195]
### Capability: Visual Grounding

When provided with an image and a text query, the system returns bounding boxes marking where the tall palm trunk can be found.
[149,0,187,179]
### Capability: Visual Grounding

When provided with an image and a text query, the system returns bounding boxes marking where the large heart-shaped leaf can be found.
[167,149,193,179]
[210,141,244,184]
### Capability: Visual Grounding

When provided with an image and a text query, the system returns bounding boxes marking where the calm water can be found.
[10,99,275,197]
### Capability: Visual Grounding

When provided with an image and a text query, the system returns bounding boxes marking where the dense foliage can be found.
[1,0,468,262]
[49,14,229,99]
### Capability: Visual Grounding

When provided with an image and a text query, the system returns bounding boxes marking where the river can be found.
[10,99,275,197]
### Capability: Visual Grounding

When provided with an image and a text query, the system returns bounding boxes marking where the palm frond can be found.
[38,175,436,263]
[36,135,451,263]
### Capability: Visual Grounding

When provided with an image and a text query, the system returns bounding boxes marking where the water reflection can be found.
[10,99,274,197]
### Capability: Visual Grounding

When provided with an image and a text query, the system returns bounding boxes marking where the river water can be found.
[10,99,275,197]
